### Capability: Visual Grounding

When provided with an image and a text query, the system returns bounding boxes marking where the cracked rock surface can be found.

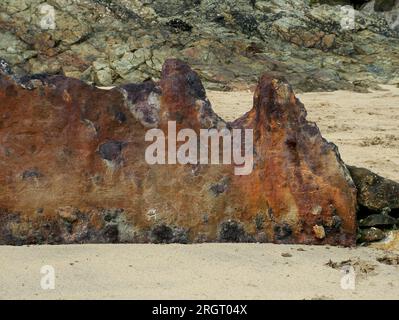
[0,0,399,91]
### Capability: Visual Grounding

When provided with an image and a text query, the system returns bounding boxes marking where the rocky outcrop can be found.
[348,166,399,212]
[0,59,358,245]
[0,0,398,92]
[348,166,399,243]
[362,0,399,31]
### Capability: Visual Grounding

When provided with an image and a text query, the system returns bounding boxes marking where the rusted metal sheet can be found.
[0,59,357,245]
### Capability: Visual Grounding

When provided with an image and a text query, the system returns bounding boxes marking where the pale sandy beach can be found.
[0,87,398,300]
[0,243,398,300]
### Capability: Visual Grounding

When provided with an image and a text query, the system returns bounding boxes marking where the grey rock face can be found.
[363,0,399,31]
[0,0,398,91]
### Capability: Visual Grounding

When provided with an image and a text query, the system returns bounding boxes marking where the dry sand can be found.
[0,243,398,300]
[1,87,399,300]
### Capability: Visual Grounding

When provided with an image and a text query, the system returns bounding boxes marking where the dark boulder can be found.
[348,166,399,212]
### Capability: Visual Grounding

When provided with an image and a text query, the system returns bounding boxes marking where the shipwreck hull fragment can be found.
[0,59,357,245]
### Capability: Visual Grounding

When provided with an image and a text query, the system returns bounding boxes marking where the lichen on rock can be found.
[0,0,398,91]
